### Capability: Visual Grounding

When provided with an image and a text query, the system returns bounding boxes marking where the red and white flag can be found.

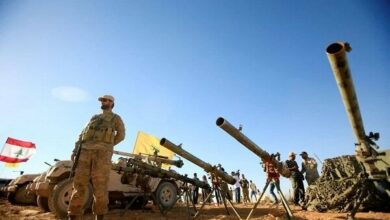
[0,137,36,163]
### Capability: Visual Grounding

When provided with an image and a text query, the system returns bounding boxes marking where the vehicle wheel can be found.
[14,183,36,205]
[49,178,92,218]
[37,195,50,212]
[155,181,178,210]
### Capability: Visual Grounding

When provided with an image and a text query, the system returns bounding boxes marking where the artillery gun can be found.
[216,117,294,220]
[113,150,184,168]
[304,42,390,218]
[160,138,236,185]
[216,117,291,178]
[326,42,390,181]
[160,138,243,219]
[112,157,209,189]
[112,150,210,216]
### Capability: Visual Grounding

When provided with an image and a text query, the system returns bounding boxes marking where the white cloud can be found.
[51,86,88,102]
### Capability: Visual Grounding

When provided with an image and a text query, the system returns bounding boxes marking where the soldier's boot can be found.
[95,215,104,220]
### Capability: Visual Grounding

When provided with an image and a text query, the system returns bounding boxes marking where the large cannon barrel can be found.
[326,42,374,157]
[160,138,236,185]
[216,117,291,178]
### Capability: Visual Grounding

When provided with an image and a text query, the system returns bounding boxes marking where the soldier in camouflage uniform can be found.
[240,174,250,204]
[68,95,125,220]
[300,151,319,185]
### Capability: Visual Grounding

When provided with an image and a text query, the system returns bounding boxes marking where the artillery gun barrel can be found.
[160,138,236,185]
[113,150,184,168]
[216,117,291,178]
[112,158,209,189]
[326,42,375,157]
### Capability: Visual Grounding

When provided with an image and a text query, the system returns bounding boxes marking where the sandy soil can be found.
[1,198,389,220]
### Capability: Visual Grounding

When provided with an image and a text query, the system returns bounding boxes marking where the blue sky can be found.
[0,1,389,195]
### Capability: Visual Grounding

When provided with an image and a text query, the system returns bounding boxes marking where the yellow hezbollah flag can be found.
[5,162,20,168]
[132,131,174,169]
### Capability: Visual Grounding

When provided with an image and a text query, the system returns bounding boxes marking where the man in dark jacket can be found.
[285,152,305,206]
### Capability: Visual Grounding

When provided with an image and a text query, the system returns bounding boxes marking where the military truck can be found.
[0,178,13,197]
[35,151,206,218]
[26,171,48,209]
[5,173,40,205]
[34,159,74,213]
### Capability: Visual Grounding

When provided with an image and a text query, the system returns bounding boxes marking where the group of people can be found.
[232,171,251,204]
[286,151,319,206]
[263,151,319,206]
[66,94,320,220]
[184,151,320,207]
[185,169,261,206]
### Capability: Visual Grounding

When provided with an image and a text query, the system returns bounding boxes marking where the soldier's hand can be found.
[71,153,75,162]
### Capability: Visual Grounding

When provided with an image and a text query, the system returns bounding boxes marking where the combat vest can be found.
[81,112,117,144]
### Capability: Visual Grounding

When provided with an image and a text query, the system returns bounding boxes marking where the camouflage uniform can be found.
[240,176,250,204]
[68,97,125,217]
[301,157,319,185]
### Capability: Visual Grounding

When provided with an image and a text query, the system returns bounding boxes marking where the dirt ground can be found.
[1,198,389,220]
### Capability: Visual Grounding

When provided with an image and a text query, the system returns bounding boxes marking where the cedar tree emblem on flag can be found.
[0,137,36,163]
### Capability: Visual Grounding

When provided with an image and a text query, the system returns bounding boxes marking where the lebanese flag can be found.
[0,137,36,163]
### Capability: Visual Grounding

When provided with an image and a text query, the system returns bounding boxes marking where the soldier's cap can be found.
[288,152,296,157]
[299,151,308,156]
[98,95,115,103]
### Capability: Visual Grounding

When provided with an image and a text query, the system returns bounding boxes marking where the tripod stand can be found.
[180,182,198,220]
[193,174,242,219]
[246,178,294,220]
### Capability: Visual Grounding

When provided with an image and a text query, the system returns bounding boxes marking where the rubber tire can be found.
[49,178,93,218]
[155,181,178,210]
[37,195,50,212]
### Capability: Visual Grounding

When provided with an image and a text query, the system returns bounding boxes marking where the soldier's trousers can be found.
[242,188,250,203]
[68,148,112,216]
[290,177,305,205]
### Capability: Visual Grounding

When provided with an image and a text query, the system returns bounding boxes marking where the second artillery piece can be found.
[160,138,242,219]
[216,117,291,178]
[216,117,294,220]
